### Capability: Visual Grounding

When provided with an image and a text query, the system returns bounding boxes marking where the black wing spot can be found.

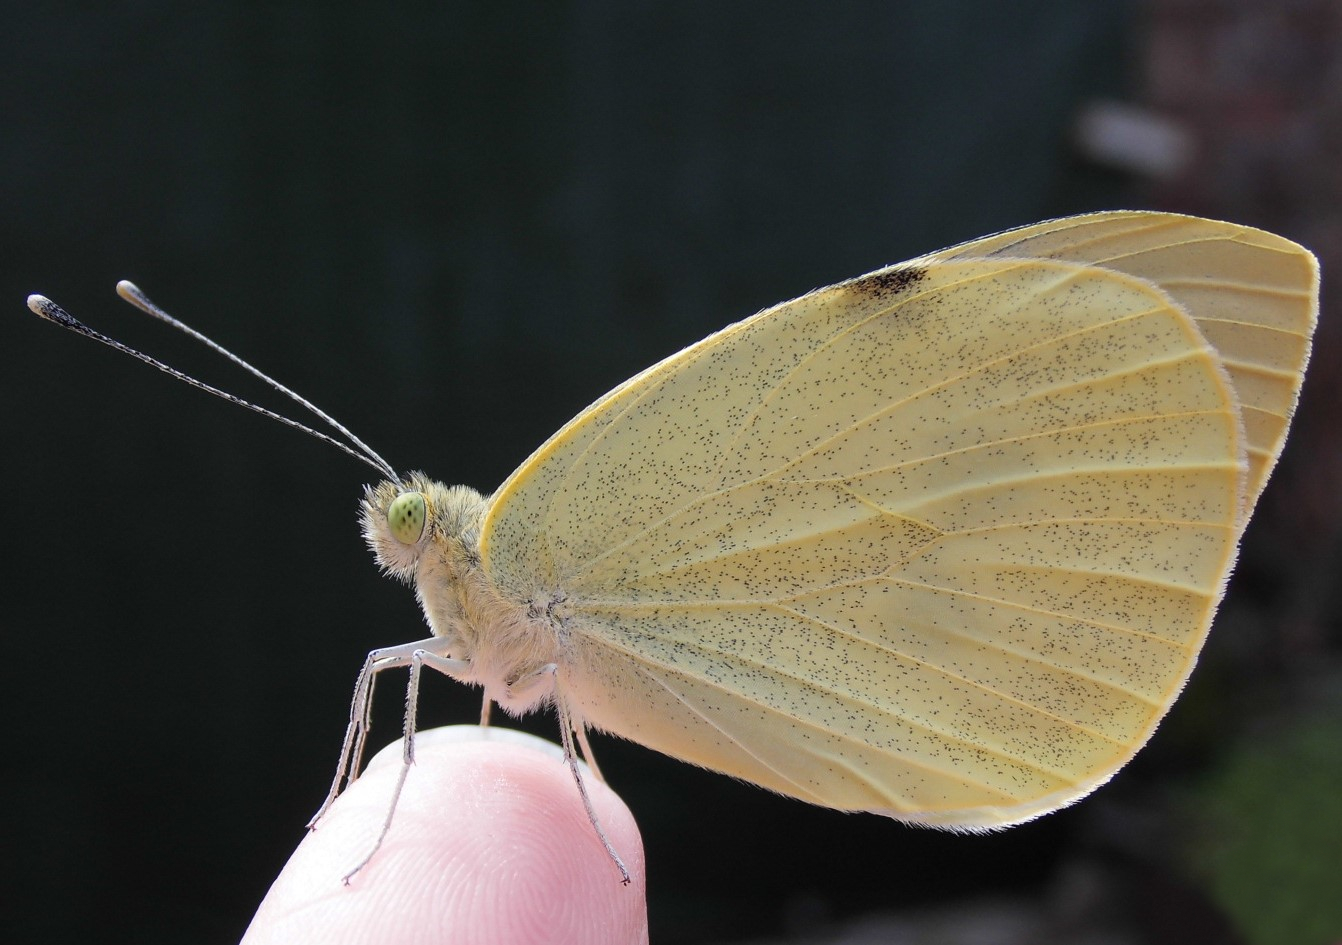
[846,264,928,300]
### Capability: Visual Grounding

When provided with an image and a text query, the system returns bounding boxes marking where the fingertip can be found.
[243,727,647,945]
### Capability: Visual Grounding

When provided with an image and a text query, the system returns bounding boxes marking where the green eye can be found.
[387,492,426,545]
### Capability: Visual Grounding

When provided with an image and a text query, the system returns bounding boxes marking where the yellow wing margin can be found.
[478,212,1315,828]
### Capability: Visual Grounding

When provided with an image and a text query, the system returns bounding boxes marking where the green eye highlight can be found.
[387,492,426,545]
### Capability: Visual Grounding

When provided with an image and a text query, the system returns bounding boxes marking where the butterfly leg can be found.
[552,678,631,885]
[339,640,468,884]
[496,662,601,778]
[571,724,605,782]
[307,637,451,830]
[496,662,604,777]
[448,660,629,884]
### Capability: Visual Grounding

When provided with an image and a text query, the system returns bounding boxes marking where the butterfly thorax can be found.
[361,474,563,715]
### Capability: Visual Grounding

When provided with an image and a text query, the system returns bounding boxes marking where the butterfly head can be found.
[361,473,489,583]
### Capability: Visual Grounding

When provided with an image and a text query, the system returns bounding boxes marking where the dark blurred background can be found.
[3,3,1339,943]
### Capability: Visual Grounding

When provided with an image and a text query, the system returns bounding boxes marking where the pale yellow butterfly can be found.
[28,210,1318,885]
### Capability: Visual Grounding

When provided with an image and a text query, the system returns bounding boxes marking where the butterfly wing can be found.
[479,213,1316,828]
[930,211,1319,515]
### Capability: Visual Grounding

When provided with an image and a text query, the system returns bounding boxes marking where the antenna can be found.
[27,285,399,481]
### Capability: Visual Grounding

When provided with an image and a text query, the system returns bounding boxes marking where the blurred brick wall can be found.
[1143,1,1341,669]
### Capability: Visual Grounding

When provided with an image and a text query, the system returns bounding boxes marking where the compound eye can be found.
[387,492,426,545]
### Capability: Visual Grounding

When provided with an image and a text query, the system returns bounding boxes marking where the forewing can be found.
[482,246,1254,827]
[931,211,1318,514]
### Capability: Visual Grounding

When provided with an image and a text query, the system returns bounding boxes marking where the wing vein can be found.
[590,618,1127,763]
[630,660,1063,801]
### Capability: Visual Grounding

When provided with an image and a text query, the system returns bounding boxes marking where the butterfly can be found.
[30,210,1318,884]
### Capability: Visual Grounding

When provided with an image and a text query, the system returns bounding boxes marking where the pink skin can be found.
[242,727,648,945]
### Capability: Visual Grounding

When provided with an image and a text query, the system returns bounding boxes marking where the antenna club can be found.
[116,280,143,303]
[28,294,79,328]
